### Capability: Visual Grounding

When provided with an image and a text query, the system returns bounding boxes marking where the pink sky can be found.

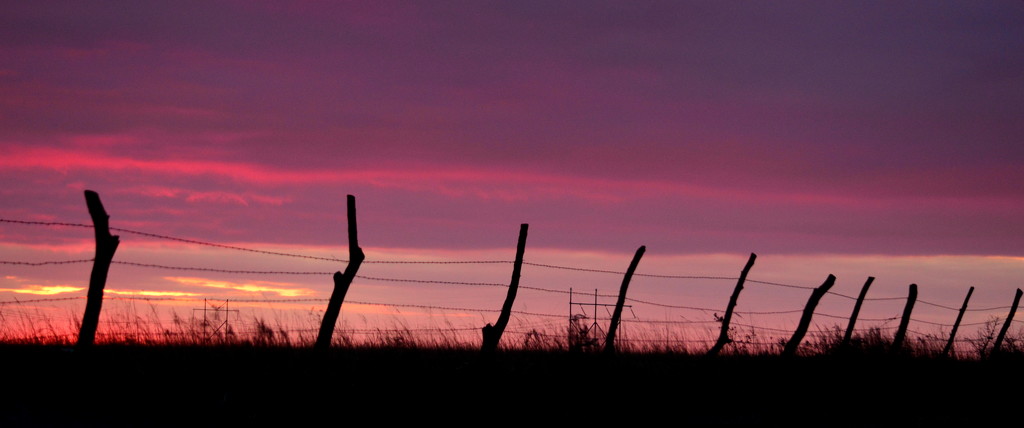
[2,2,1023,351]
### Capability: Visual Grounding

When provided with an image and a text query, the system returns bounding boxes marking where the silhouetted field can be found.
[1,343,1019,427]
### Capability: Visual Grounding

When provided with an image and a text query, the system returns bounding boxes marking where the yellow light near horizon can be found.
[0,285,84,295]
[163,276,315,297]
[104,289,201,297]
[228,284,312,297]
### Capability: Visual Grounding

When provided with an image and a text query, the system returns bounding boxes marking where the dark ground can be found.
[1,344,1018,427]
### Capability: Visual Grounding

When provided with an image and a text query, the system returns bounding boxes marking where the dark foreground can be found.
[1,345,1019,427]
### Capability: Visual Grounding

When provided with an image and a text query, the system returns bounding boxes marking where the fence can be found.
[1,191,1023,359]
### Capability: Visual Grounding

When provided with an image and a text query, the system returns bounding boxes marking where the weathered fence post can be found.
[942,286,974,358]
[890,283,918,353]
[482,224,528,354]
[603,245,645,355]
[782,274,836,357]
[707,253,756,357]
[315,195,365,351]
[77,190,120,348]
[992,288,1023,356]
[840,276,874,349]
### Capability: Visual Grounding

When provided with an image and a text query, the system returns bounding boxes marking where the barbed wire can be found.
[727,323,794,334]
[736,309,805,315]
[521,262,736,280]
[352,301,493,314]
[860,296,910,302]
[4,218,1023,333]
[1,218,516,265]
[916,300,960,311]
[744,279,907,302]
[0,218,741,277]
[0,294,901,330]
[0,259,95,266]
[0,259,971,318]
[0,296,86,305]
[967,305,1014,312]
[956,321,987,327]
[621,319,721,325]
[621,297,719,311]
[814,312,899,322]
[745,277,911,302]
[0,219,93,229]
[746,279,814,290]
[112,260,585,296]
[116,227,355,263]
[1,260,1015,329]
[109,296,567,319]
[1,258,756,305]
[729,321,899,334]
[2,220,1019,321]
[0,219,350,262]
[825,291,859,300]
[3,219,1012,305]
[825,291,907,302]
[909,318,952,327]
[356,275,507,287]
[0,294,598,317]
[2,259,583,296]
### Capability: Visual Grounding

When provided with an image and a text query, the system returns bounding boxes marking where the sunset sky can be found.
[2,2,1023,349]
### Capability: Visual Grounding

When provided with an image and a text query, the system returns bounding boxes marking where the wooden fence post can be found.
[315,195,365,351]
[942,286,974,358]
[603,245,645,355]
[841,276,874,349]
[992,288,1023,356]
[77,190,120,348]
[482,224,528,354]
[782,274,836,357]
[707,253,756,357]
[890,283,917,353]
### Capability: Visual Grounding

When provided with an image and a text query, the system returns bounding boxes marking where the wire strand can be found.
[0,296,86,305]
[0,259,94,266]
[522,262,736,280]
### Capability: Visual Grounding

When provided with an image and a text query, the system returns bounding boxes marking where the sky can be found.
[2,1,1023,352]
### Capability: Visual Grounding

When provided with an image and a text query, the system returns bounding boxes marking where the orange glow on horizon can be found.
[163,276,315,297]
[104,289,201,297]
[0,285,85,295]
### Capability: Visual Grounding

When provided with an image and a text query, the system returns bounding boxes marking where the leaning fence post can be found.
[890,283,918,353]
[782,274,836,357]
[841,276,874,349]
[603,245,645,355]
[482,224,528,354]
[992,288,1023,356]
[315,195,365,351]
[942,286,974,358]
[77,190,120,348]
[707,253,756,357]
